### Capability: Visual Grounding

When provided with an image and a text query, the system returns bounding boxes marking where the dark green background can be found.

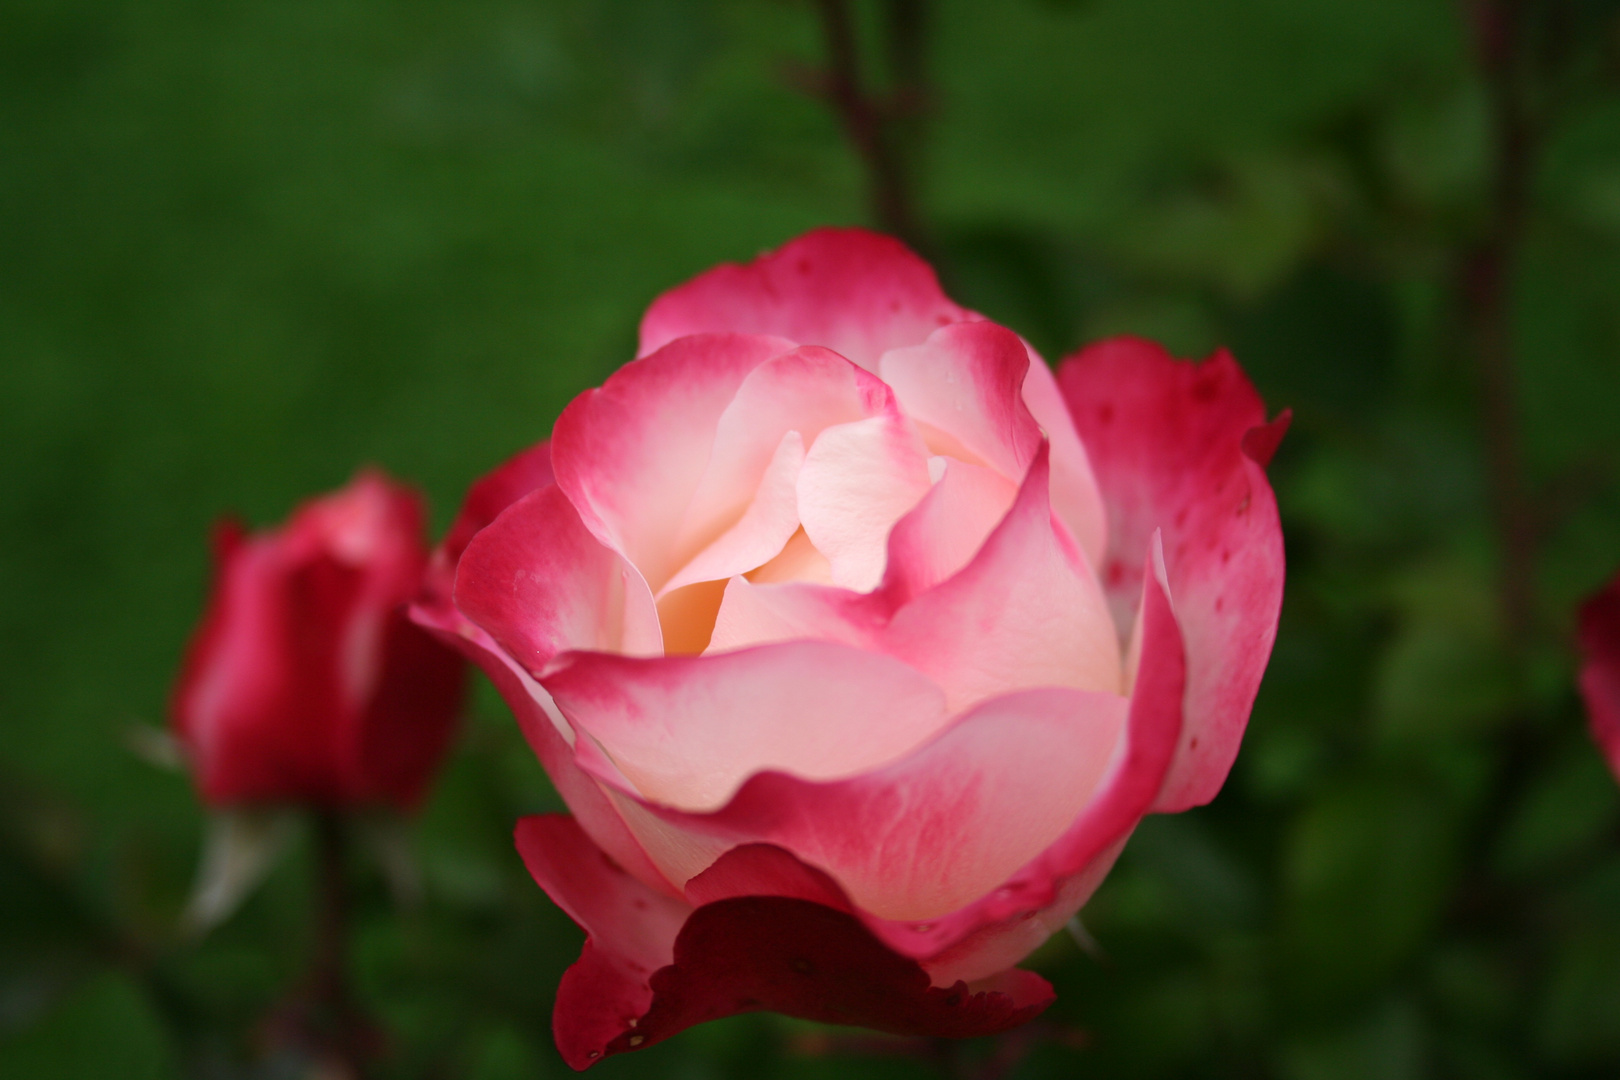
[4,1,1620,1077]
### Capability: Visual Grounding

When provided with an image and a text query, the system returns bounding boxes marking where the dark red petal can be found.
[606,896,1052,1064]
[1578,572,1620,780]
[518,816,1052,1071]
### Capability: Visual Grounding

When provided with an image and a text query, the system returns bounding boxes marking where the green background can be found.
[4,0,1620,1077]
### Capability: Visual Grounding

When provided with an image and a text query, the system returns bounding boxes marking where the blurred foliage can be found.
[3,0,1620,1077]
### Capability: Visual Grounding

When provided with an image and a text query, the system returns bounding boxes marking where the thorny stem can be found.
[811,0,929,248]
[1463,0,1539,655]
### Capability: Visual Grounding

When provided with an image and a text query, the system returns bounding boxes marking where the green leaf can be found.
[0,971,179,1080]
[1283,780,1458,1003]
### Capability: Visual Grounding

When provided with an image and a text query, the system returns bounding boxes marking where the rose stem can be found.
[811,0,929,249]
[1463,0,1539,656]
[310,809,372,1079]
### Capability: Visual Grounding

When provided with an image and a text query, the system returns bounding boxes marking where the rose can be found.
[1578,570,1620,780]
[414,228,1287,1067]
[173,470,467,810]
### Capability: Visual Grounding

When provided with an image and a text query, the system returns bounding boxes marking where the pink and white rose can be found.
[414,228,1287,1067]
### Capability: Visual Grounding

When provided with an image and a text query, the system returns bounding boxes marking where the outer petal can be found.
[551,332,794,589]
[863,538,1185,971]
[546,642,950,813]
[521,817,1053,1071]
[1058,338,1286,812]
[173,531,355,804]
[514,815,691,1069]
[424,440,554,603]
[638,228,974,372]
[1578,572,1620,779]
[454,484,662,673]
[614,686,1131,922]
[412,601,672,894]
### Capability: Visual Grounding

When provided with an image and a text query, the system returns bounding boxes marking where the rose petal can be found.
[861,535,1184,970]
[1058,338,1285,812]
[798,414,934,592]
[455,484,662,672]
[875,457,1017,599]
[659,431,806,597]
[632,686,1131,922]
[548,642,950,813]
[408,597,672,893]
[638,228,974,372]
[1021,353,1109,569]
[434,441,554,585]
[1578,574,1620,779]
[883,445,1122,711]
[596,896,1053,1064]
[705,574,874,654]
[514,815,692,1069]
[525,815,1054,1071]
[668,347,891,580]
[682,842,854,910]
[349,610,467,809]
[551,332,795,588]
[877,322,1042,482]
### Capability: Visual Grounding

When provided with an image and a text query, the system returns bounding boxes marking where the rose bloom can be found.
[415,229,1287,1066]
[173,470,467,810]
[1579,570,1620,780]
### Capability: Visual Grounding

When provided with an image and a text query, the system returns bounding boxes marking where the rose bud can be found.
[414,228,1288,1067]
[1578,570,1620,780]
[173,470,467,810]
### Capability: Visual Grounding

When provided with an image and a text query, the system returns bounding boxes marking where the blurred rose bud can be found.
[173,470,466,810]
[416,228,1288,1067]
[1578,571,1620,780]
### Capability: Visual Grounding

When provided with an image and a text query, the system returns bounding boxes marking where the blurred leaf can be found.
[1121,815,1261,934]
[0,970,179,1080]
[1278,996,1426,1080]
[1284,780,1458,1002]
[1494,739,1620,877]
[1373,558,1513,746]
[1229,263,1399,423]
[1376,81,1490,224]
[1109,152,1334,299]
[1538,924,1620,1067]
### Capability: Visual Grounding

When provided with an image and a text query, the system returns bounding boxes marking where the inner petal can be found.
[797,415,933,592]
[746,527,834,586]
[657,579,729,657]
[660,430,806,596]
[668,346,887,578]
[877,322,1041,485]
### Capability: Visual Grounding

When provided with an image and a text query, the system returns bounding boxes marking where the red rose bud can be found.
[172,470,466,810]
